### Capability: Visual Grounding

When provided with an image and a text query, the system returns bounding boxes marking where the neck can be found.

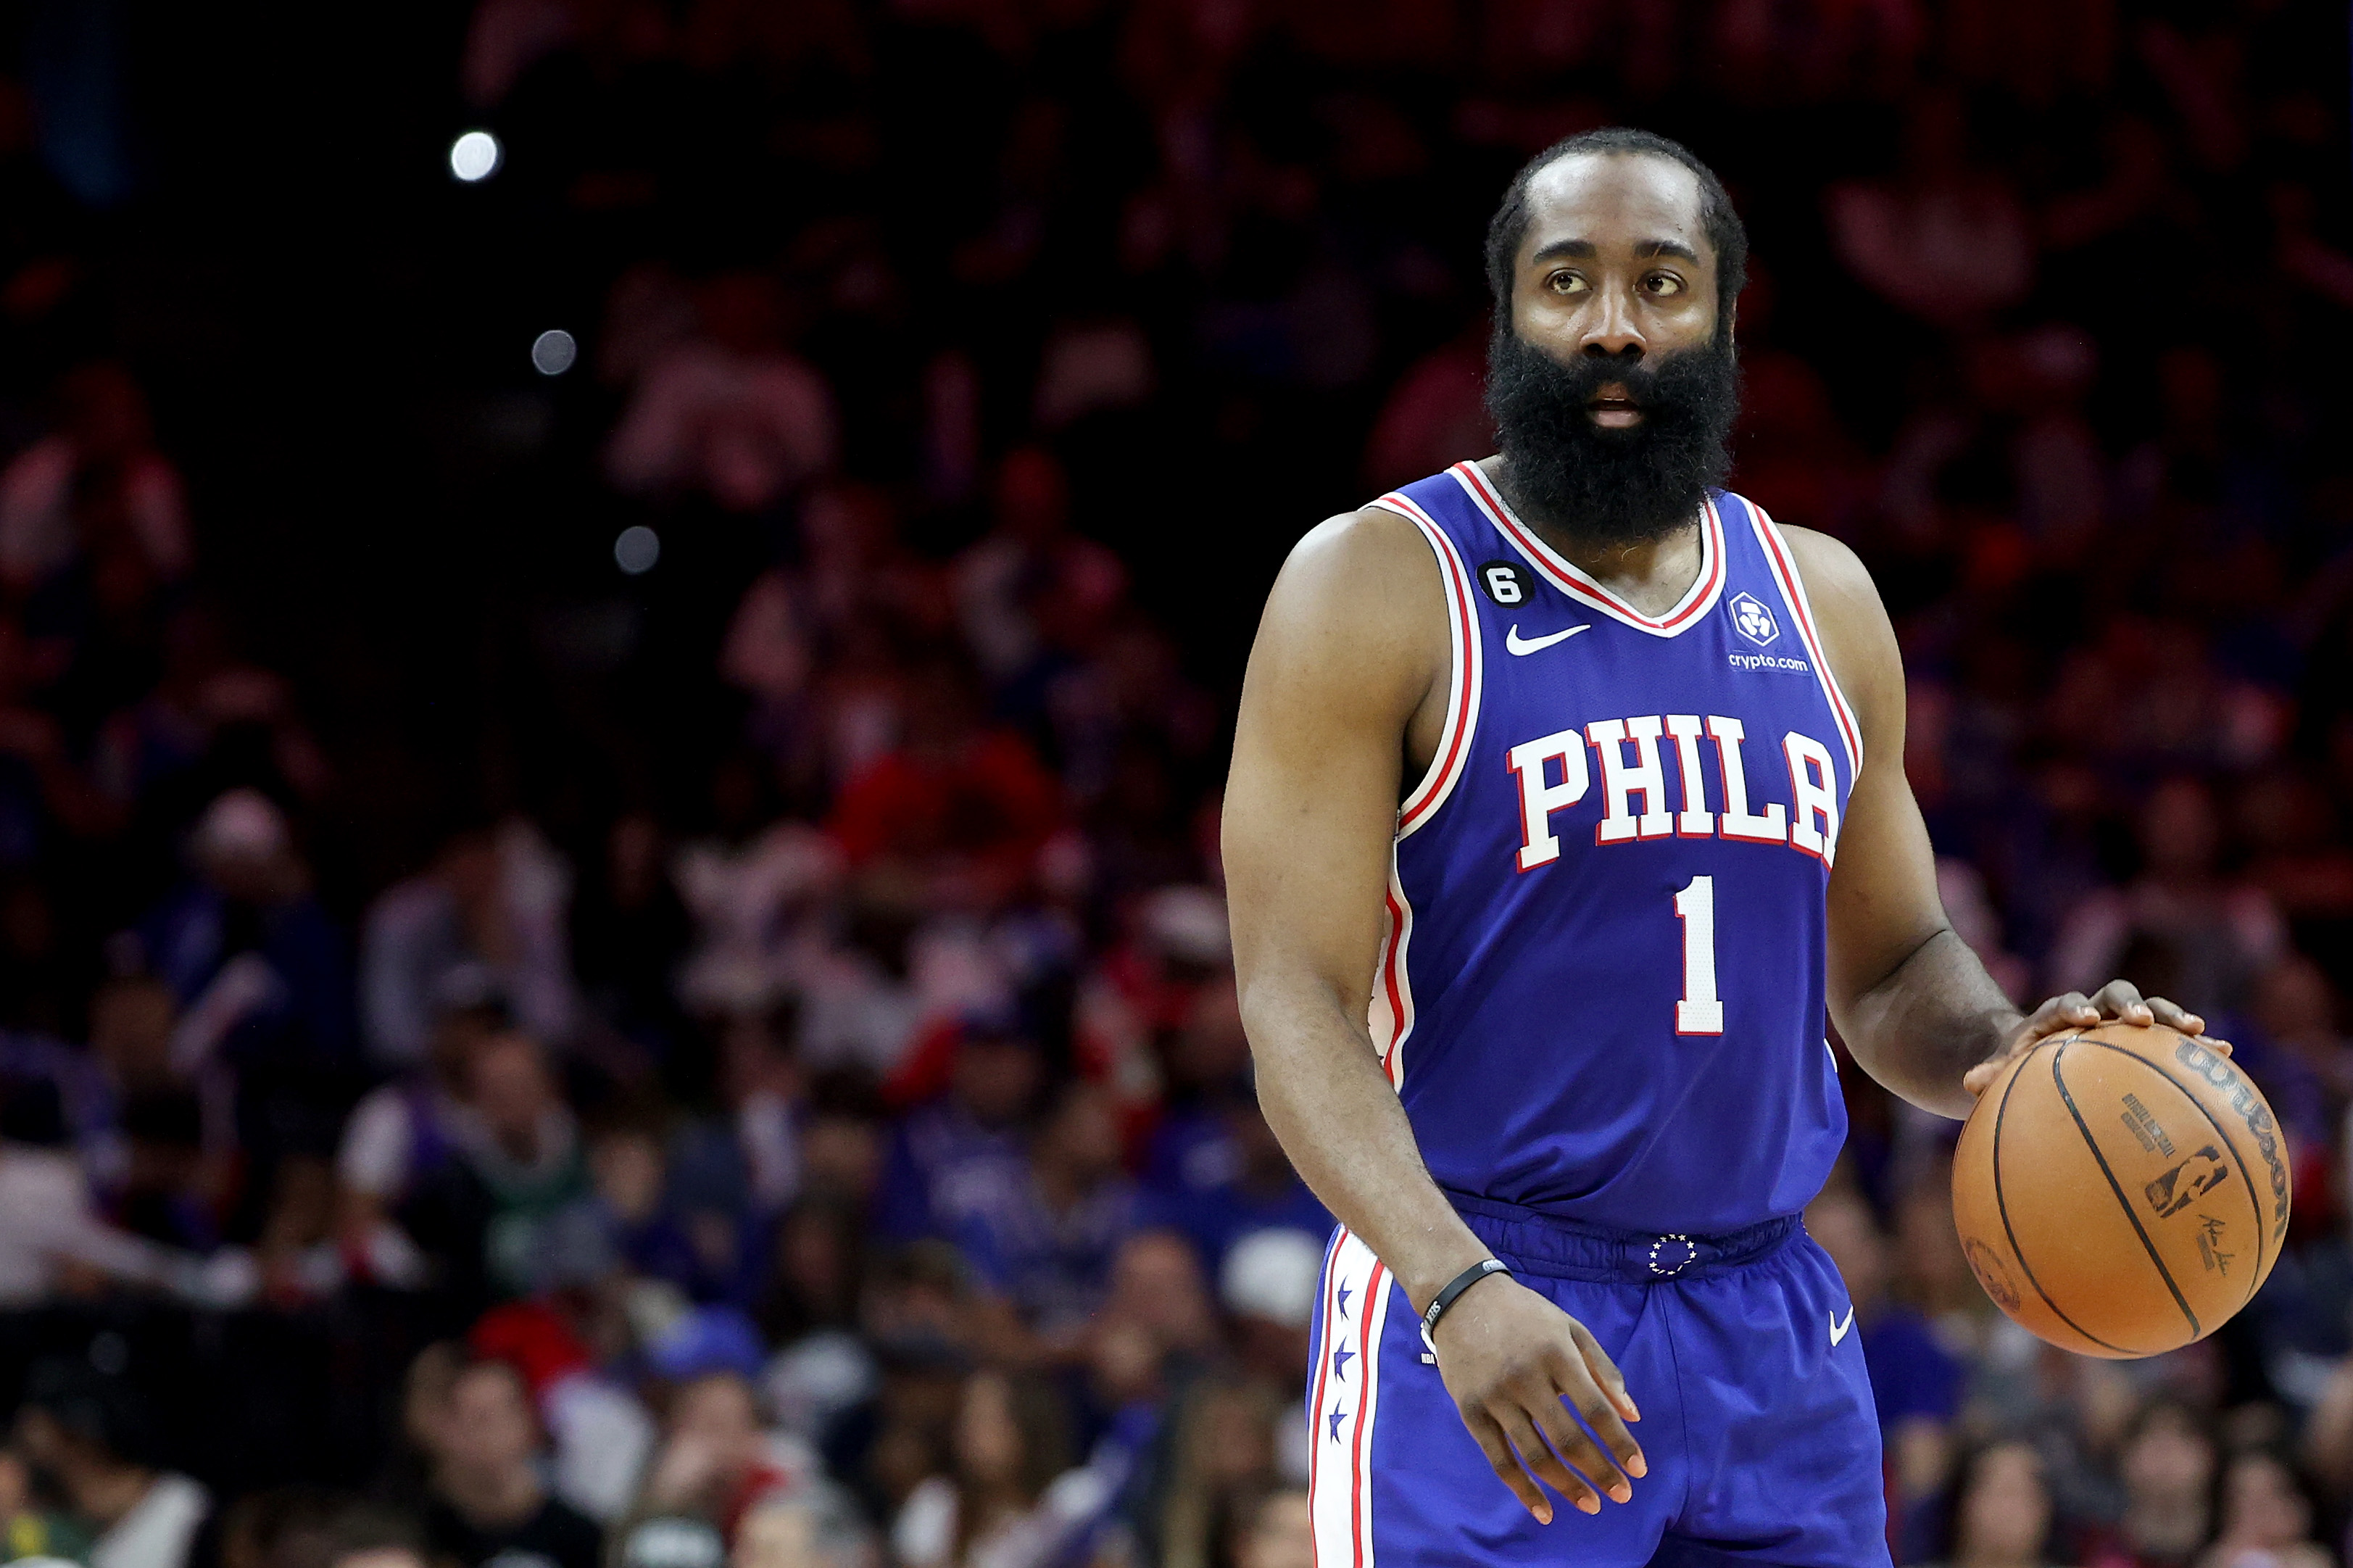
[1487,457,1704,618]
[70,1461,155,1532]
[2128,1498,2206,1555]
[442,1463,542,1528]
[1034,1161,1081,1214]
[1955,1547,2038,1568]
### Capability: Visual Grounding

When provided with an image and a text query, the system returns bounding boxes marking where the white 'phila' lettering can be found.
[1662,715,1713,837]
[1586,716,1673,844]
[1505,728,1588,871]
[1709,715,1786,845]
[1504,713,1838,868]
[1783,731,1841,866]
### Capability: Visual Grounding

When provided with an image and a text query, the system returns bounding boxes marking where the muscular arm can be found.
[1224,508,1482,1312]
[1226,509,1643,1520]
[1785,526,2209,1119]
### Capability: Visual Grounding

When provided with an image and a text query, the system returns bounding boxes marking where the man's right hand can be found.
[1429,1275,1646,1522]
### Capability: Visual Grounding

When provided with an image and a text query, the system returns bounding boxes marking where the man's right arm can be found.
[1223,507,1644,1522]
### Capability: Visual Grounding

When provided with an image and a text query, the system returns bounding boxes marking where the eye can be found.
[1545,270,1588,296]
[1644,272,1686,296]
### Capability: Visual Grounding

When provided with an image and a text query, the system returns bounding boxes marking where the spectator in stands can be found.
[945,1080,1140,1353]
[2049,776,2286,1016]
[323,1503,431,1568]
[826,659,1061,914]
[137,788,355,1072]
[0,362,188,597]
[2081,1399,2219,1568]
[890,1370,1103,1568]
[335,982,507,1287]
[605,273,837,515]
[1930,1441,2057,1568]
[1145,1377,1285,1568]
[1806,1185,1959,1546]
[13,1356,207,1568]
[421,1358,601,1568]
[731,1490,875,1568]
[665,1007,804,1255]
[0,1077,245,1306]
[952,448,1125,697]
[0,1443,94,1563]
[873,1024,1037,1244]
[362,820,579,1072]
[1228,1488,1311,1568]
[621,1369,803,1561]
[2198,1451,2329,1568]
[402,1032,589,1308]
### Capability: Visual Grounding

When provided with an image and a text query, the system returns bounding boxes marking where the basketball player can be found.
[1222,128,2220,1567]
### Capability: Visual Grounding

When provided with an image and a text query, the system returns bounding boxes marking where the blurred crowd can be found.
[0,1,2341,1568]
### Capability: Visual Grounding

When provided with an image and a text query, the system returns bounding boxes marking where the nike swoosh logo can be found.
[1830,1306,1856,1346]
[1504,623,1592,656]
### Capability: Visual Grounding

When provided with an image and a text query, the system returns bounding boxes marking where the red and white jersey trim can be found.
[1308,1228,1393,1568]
[1448,460,1727,639]
[1744,501,1863,779]
[1368,490,1483,839]
[1369,866,1415,1088]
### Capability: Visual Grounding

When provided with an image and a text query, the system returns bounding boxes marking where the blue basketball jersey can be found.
[1368,462,1859,1235]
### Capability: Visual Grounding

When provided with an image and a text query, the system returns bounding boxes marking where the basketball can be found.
[1951,1021,2292,1359]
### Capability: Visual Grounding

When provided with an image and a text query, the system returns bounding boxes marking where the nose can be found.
[1580,285,1646,360]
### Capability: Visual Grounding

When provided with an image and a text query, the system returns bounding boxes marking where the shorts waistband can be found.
[1445,1192,1801,1284]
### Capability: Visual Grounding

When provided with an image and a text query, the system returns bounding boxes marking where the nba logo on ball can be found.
[1728,591,1779,647]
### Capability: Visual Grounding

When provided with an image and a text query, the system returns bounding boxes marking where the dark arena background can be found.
[0,2,2343,1567]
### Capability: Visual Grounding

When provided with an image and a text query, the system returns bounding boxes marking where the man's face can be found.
[1486,151,1739,547]
[442,1364,539,1474]
[1507,152,1719,387]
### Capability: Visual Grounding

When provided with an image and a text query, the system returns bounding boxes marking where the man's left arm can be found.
[1782,526,2217,1121]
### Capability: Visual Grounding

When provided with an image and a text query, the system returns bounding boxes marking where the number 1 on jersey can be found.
[1674,874,1725,1034]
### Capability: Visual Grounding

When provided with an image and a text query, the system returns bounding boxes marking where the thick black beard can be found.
[1482,326,1740,550]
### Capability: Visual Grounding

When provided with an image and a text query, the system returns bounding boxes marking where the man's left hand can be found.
[1961,979,2229,1099]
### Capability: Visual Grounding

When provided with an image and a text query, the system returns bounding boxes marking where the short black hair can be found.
[1483,128,1748,331]
[22,1355,159,1464]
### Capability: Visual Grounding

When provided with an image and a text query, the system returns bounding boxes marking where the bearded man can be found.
[1219,128,2215,1565]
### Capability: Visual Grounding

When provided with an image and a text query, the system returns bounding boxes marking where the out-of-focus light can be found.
[532,330,577,376]
[449,130,502,182]
[615,526,660,575]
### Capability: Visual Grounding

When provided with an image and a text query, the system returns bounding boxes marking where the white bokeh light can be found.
[449,130,502,182]
[615,526,660,575]
[532,330,577,376]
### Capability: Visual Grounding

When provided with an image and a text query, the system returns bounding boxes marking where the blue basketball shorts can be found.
[1304,1196,1890,1567]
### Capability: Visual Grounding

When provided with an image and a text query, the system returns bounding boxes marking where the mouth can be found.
[1587,383,1644,428]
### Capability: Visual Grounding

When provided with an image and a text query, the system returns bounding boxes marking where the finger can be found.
[1567,1321,1648,1444]
[2204,1035,2233,1057]
[2088,979,2151,1024]
[1545,1356,1645,1488]
[1500,1406,1603,1516]
[2143,995,2207,1036]
[1465,1412,1556,1524]
[1526,1391,1631,1506]
[2022,993,2098,1040]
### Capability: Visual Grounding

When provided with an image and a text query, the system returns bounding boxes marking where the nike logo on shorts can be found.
[1830,1305,1856,1346]
[1504,623,1592,656]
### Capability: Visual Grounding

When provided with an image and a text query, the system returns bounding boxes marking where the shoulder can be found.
[1237,504,1453,728]
[1279,505,1448,604]
[1766,517,1885,629]
[1259,505,1450,655]
[1738,505,1903,726]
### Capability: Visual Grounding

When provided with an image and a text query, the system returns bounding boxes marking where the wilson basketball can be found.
[1951,1021,2291,1358]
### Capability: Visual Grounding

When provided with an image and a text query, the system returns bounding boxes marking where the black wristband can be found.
[1422,1258,1512,1336]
